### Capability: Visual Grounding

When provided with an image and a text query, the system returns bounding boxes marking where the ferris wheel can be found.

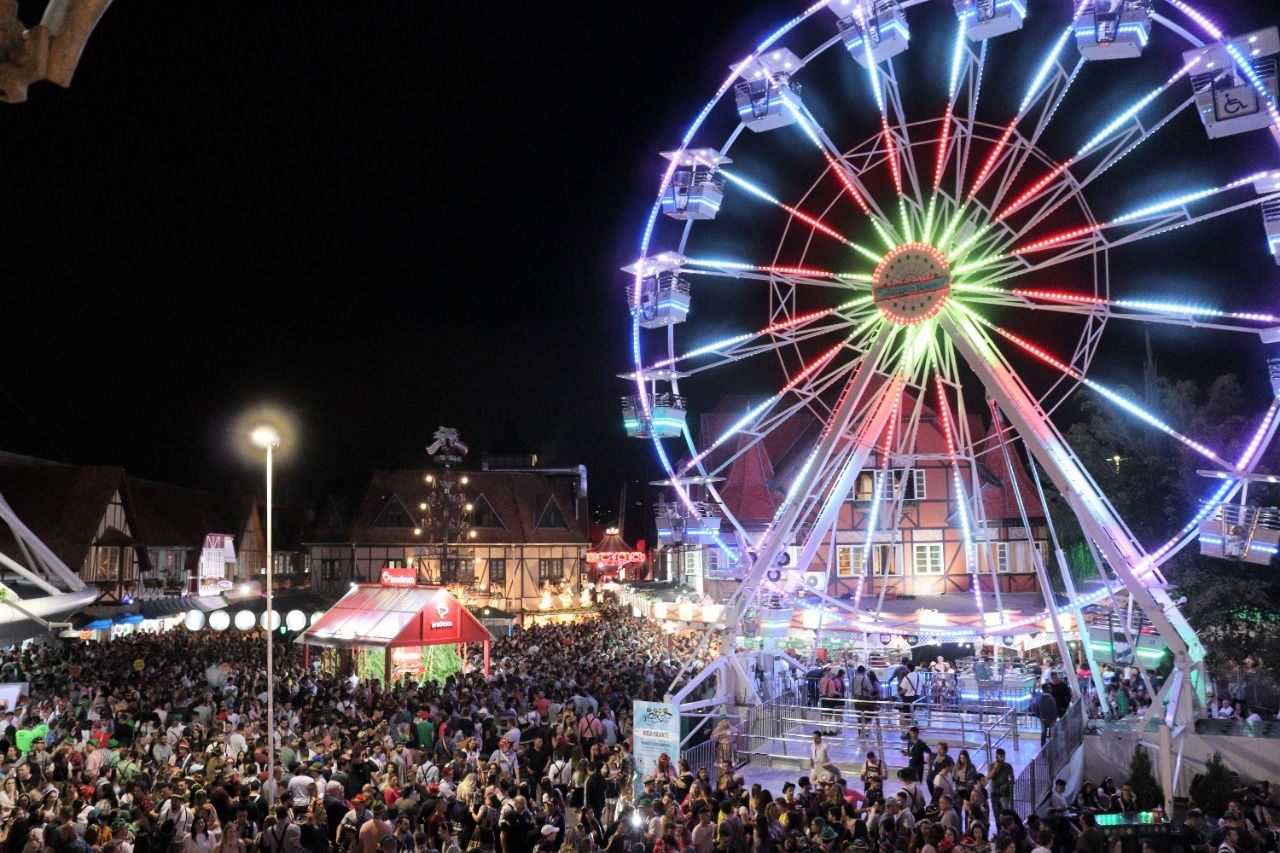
[624,0,1280,718]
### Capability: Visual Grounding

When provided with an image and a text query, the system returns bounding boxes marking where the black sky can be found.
[2,0,1278,518]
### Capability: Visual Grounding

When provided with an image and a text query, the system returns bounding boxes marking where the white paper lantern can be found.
[260,610,281,631]
[234,610,256,631]
[209,610,231,631]
[285,610,306,632]
[184,610,206,631]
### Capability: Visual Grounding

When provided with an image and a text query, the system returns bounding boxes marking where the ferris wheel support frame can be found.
[940,311,1205,708]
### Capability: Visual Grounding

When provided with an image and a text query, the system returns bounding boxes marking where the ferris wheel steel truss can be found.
[623,0,1280,724]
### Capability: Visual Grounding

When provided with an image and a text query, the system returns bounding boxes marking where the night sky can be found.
[2,0,1278,524]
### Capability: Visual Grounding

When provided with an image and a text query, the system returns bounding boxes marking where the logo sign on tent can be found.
[585,551,645,567]
[632,701,680,797]
[380,567,417,586]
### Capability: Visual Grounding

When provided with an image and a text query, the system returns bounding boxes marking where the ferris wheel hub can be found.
[871,242,951,326]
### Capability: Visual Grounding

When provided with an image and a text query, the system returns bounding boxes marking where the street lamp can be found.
[1109,454,1124,474]
[250,424,280,801]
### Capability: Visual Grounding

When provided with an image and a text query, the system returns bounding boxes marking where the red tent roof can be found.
[301,585,493,650]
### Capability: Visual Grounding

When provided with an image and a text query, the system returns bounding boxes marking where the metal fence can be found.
[1211,667,1280,714]
[679,687,801,776]
[1013,698,1085,819]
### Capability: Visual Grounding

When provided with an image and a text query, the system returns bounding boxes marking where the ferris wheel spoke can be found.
[703,358,866,480]
[949,302,1231,467]
[967,5,1083,202]
[929,342,988,619]
[980,186,1280,287]
[785,97,901,244]
[716,168,887,264]
[999,289,1280,335]
[924,21,975,244]
[646,298,872,372]
[994,57,1205,223]
[683,259,873,287]
[676,319,868,378]
[679,337,858,476]
[884,58,926,211]
[1006,97,1200,249]
[987,59,1084,218]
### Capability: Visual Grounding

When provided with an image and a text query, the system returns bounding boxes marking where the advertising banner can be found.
[632,700,681,796]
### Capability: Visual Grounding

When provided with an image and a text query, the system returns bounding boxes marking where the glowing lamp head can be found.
[419,502,428,510]
[871,243,951,326]
[460,476,469,485]
[250,425,281,449]
[413,528,423,536]
[468,529,477,539]
[465,503,474,512]
[425,474,434,484]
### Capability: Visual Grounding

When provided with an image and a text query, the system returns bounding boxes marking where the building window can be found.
[871,544,898,576]
[994,542,1011,573]
[372,497,415,529]
[1035,540,1049,567]
[385,558,406,569]
[471,495,507,530]
[488,558,506,585]
[706,548,722,574]
[835,545,856,577]
[441,558,462,584]
[683,550,700,575]
[909,469,926,500]
[854,470,925,501]
[913,543,944,574]
[320,559,342,581]
[539,558,564,583]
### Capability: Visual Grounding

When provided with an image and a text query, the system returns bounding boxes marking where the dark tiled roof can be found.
[0,454,129,570]
[348,469,589,545]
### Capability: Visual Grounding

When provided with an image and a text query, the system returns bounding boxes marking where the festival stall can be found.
[586,528,646,583]
[299,569,494,683]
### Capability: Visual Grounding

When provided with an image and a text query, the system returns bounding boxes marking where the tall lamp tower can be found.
[413,427,476,585]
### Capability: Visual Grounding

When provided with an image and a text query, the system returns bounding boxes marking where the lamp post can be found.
[250,424,280,801]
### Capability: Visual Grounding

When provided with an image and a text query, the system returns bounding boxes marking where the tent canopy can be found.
[301,585,493,651]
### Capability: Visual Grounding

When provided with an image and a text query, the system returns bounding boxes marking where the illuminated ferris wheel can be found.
[622,0,1280,718]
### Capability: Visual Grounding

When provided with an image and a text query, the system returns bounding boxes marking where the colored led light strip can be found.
[956,306,1226,464]
[933,360,984,619]
[1011,289,1280,324]
[720,168,883,264]
[851,389,899,612]
[968,119,1016,201]
[650,298,870,370]
[1020,1,1089,115]
[679,338,847,475]
[632,0,833,570]
[685,258,840,278]
[998,58,1200,222]
[968,0,1089,203]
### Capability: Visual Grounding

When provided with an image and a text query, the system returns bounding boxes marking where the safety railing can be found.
[736,694,1019,774]
[1012,698,1085,819]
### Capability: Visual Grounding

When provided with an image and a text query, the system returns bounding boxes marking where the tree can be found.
[1189,752,1235,819]
[1044,372,1280,678]
[1126,743,1165,811]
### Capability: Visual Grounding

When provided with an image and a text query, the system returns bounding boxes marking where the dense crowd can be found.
[0,607,713,853]
[0,608,1272,853]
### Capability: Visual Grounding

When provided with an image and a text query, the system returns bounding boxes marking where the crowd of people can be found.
[0,605,1269,853]
[0,607,718,853]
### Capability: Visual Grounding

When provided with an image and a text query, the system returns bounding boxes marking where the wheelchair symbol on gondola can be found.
[1215,86,1259,121]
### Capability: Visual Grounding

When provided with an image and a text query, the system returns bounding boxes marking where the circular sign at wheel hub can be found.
[871,242,951,326]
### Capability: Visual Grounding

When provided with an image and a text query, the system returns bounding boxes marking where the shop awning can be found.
[300,585,493,651]
[136,597,194,619]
